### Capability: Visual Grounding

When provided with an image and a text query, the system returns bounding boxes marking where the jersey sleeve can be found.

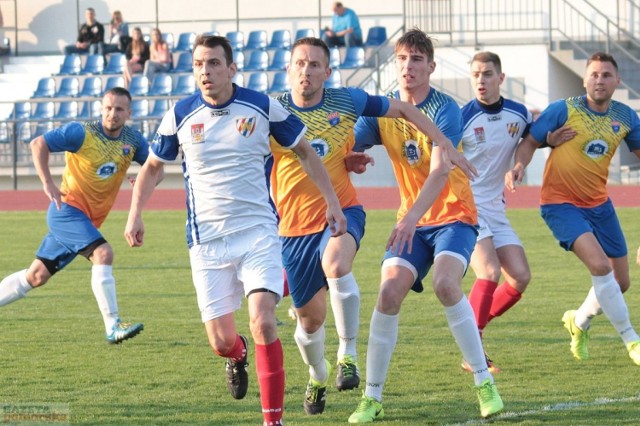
[624,108,640,151]
[43,122,85,153]
[151,107,180,162]
[347,87,390,117]
[132,133,150,165]
[529,99,569,144]
[354,116,382,152]
[433,101,464,148]
[268,97,307,149]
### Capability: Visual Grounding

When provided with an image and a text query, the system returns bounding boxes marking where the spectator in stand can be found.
[123,27,150,87]
[321,2,363,48]
[104,10,130,54]
[63,7,105,56]
[143,28,173,84]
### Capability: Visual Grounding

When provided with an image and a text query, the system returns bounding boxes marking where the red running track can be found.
[1,186,640,211]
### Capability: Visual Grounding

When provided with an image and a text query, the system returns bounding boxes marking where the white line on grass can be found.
[445,393,640,426]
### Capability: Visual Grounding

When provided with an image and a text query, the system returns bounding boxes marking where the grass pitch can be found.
[1,208,640,425]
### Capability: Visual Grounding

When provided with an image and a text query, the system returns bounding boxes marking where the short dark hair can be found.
[396,28,435,62]
[587,51,618,72]
[471,51,502,74]
[194,34,234,66]
[104,87,132,103]
[291,37,331,66]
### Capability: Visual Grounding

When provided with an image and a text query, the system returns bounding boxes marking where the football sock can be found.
[445,296,492,385]
[592,272,640,344]
[91,265,119,332]
[256,339,285,425]
[364,309,398,402]
[468,278,497,331]
[488,281,522,321]
[294,321,328,383]
[328,272,360,360]
[575,286,602,330]
[0,269,32,306]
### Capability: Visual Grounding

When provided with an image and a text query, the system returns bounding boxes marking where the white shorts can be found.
[189,224,283,322]
[476,199,522,249]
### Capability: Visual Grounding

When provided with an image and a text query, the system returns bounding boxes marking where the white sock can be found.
[0,269,33,306]
[364,309,399,402]
[328,272,360,361]
[91,265,119,333]
[294,321,328,383]
[592,272,640,345]
[445,296,492,385]
[574,287,602,330]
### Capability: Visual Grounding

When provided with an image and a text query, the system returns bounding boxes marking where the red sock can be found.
[468,279,498,331]
[214,334,246,362]
[255,339,285,425]
[488,282,522,321]
[282,269,290,298]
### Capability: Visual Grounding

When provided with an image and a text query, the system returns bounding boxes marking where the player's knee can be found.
[432,277,461,304]
[90,243,114,264]
[26,269,49,287]
[249,313,278,343]
[209,334,237,357]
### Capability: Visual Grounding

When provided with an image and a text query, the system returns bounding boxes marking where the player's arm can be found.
[385,98,477,179]
[505,134,539,192]
[387,145,450,256]
[124,156,165,247]
[30,135,64,210]
[291,138,347,237]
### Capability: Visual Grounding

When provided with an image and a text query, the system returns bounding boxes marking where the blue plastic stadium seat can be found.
[12,102,31,120]
[233,50,245,71]
[329,47,341,69]
[150,99,170,118]
[246,30,267,51]
[104,53,126,74]
[78,100,102,119]
[267,30,291,50]
[54,101,79,119]
[246,72,268,93]
[226,31,244,51]
[232,73,244,87]
[131,99,149,118]
[79,76,103,97]
[54,77,80,98]
[32,101,55,119]
[31,77,56,98]
[80,54,104,74]
[104,75,125,93]
[163,32,175,50]
[128,75,149,97]
[340,46,365,69]
[324,70,341,89]
[148,74,173,96]
[294,28,315,41]
[267,71,289,94]
[57,54,82,75]
[172,52,193,73]
[175,32,196,52]
[364,26,388,47]
[267,49,291,71]
[243,50,269,71]
[171,74,196,96]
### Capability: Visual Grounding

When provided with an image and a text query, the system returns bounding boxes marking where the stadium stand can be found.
[267,49,291,71]
[244,50,269,71]
[246,30,268,51]
[54,77,79,98]
[175,32,196,52]
[148,74,173,96]
[267,30,291,50]
[79,54,104,75]
[56,54,82,75]
[324,70,341,88]
[232,73,244,87]
[294,28,315,41]
[172,52,193,73]
[233,50,245,71]
[329,47,341,69]
[31,77,56,98]
[103,53,126,74]
[128,75,150,97]
[104,75,125,93]
[364,26,388,47]
[32,101,55,119]
[78,100,102,119]
[226,31,244,51]
[171,74,196,96]
[78,76,103,98]
[340,46,365,69]
[53,101,79,119]
[267,71,289,94]
[246,72,268,92]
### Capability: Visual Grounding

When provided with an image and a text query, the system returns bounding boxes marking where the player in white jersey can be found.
[460,51,532,372]
[124,34,346,426]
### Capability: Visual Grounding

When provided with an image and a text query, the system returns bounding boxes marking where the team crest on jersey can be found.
[327,111,341,126]
[191,123,204,144]
[310,138,331,159]
[474,127,486,144]
[583,139,609,159]
[507,122,520,138]
[402,140,422,166]
[122,144,131,156]
[237,117,257,137]
[96,162,117,179]
[611,120,621,133]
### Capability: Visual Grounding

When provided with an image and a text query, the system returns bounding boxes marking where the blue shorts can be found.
[382,221,477,293]
[36,202,106,274]
[541,199,627,257]
[282,205,365,308]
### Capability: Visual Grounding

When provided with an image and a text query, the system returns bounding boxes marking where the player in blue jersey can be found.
[124,34,346,426]
[271,36,476,416]
[506,52,640,366]
[460,51,533,373]
[0,87,154,344]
